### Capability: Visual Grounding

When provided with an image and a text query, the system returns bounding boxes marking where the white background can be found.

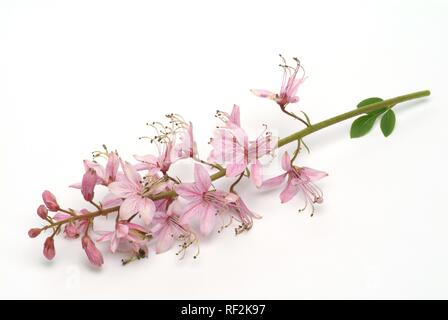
[1,0,447,299]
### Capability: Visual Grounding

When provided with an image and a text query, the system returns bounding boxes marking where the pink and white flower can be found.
[151,201,191,254]
[251,55,305,108]
[262,152,328,215]
[108,161,157,225]
[97,221,150,254]
[175,164,236,235]
[70,151,120,189]
[209,105,277,187]
[227,194,261,231]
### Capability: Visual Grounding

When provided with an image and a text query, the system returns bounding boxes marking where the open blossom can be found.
[97,221,150,253]
[134,141,174,176]
[70,151,120,189]
[42,190,60,212]
[251,55,305,108]
[108,161,157,224]
[82,235,104,267]
[151,201,190,254]
[176,164,236,235]
[262,152,328,215]
[227,194,261,232]
[209,105,277,187]
[174,121,197,159]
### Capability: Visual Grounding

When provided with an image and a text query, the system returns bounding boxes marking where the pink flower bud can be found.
[37,204,48,220]
[42,190,60,212]
[28,228,42,238]
[81,169,97,202]
[82,235,104,267]
[64,223,80,239]
[43,237,56,260]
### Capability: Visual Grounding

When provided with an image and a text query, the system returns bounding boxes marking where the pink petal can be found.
[134,154,159,166]
[101,193,123,208]
[250,160,263,188]
[105,152,119,182]
[175,183,203,201]
[96,232,114,243]
[116,223,129,238]
[229,104,241,127]
[136,197,156,225]
[180,200,206,225]
[194,164,211,192]
[155,225,175,254]
[121,160,142,188]
[69,182,82,189]
[226,163,246,177]
[262,173,287,189]
[200,204,218,235]
[300,167,328,182]
[110,235,120,253]
[280,177,300,203]
[281,152,292,171]
[250,89,276,99]
[108,181,137,198]
[119,195,140,220]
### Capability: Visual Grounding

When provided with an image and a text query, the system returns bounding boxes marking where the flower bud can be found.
[82,235,104,267]
[28,228,42,238]
[37,204,48,220]
[42,190,60,212]
[81,169,97,202]
[43,237,56,260]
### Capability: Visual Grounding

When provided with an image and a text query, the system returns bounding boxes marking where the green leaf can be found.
[357,97,387,116]
[350,114,378,138]
[357,97,383,108]
[380,109,396,137]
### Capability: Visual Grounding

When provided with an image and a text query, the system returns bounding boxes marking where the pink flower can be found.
[81,168,97,201]
[53,210,89,239]
[251,55,305,108]
[209,105,277,187]
[42,190,60,212]
[174,121,197,159]
[134,142,174,176]
[151,201,189,254]
[108,161,156,225]
[176,164,236,235]
[81,235,104,267]
[37,205,48,220]
[70,151,120,189]
[227,194,261,229]
[28,228,42,238]
[262,152,328,215]
[97,221,150,253]
[43,237,55,260]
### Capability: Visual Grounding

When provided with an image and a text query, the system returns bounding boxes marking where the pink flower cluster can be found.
[28,57,328,267]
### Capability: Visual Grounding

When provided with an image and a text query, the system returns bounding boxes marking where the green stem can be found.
[278,90,430,147]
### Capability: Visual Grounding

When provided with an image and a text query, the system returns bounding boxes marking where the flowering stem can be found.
[51,90,430,226]
[42,206,119,231]
[199,90,431,184]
